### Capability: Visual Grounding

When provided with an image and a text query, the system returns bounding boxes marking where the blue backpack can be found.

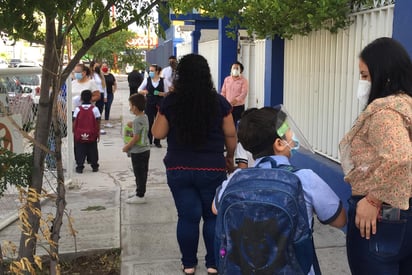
[215,157,315,275]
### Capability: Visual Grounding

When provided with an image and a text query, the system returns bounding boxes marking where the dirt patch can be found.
[2,249,121,275]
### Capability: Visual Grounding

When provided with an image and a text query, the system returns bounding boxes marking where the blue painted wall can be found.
[218,17,238,91]
[264,37,284,107]
[392,0,412,57]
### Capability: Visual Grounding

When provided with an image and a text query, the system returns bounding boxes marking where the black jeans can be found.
[95,92,105,116]
[347,196,412,275]
[104,92,114,121]
[75,141,99,169]
[232,105,245,128]
[131,150,150,197]
[145,102,160,145]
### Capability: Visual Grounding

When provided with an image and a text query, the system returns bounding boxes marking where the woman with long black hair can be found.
[152,54,237,275]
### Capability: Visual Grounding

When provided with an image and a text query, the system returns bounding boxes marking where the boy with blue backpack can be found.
[212,106,346,275]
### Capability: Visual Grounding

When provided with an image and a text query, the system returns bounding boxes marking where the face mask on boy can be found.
[357,79,371,107]
[283,133,300,156]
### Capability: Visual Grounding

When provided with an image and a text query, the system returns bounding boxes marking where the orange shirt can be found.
[339,93,412,209]
[221,75,248,106]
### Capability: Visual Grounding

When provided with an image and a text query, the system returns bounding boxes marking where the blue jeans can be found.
[166,169,227,269]
[347,196,412,275]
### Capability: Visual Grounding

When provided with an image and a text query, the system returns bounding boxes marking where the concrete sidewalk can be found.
[0,75,351,275]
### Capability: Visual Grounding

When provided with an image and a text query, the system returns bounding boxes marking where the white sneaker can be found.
[105,123,113,128]
[126,196,146,204]
[100,129,106,135]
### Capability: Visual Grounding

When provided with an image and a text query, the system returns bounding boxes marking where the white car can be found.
[15,62,41,68]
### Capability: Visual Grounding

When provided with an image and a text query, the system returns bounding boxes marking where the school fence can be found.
[0,67,72,230]
[175,1,395,162]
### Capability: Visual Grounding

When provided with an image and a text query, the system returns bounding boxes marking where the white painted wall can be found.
[284,5,394,160]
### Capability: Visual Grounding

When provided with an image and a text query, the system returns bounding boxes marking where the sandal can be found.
[181,265,196,275]
[207,267,218,275]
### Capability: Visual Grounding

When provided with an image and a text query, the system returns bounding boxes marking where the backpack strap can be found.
[256,156,321,274]
[257,157,299,172]
[256,156,278,168]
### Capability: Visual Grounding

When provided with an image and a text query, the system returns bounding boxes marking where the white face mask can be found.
[357,79,371,107]
[231,68,240,77]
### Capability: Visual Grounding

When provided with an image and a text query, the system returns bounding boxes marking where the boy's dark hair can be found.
[241,107,258,119]
[238,107,286,159]
[80,89,92,103]
[129,93,146,111]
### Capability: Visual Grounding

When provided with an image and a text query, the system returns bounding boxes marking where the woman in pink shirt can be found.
[221,61,249,126]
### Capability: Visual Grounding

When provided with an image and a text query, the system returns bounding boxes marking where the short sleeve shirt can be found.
[160,92,232,169]
[129,114,150,154]
[73,104,101,119]
[235,142,255,167]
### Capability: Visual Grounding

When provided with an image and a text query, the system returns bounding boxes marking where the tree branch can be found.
[88,1,112,39]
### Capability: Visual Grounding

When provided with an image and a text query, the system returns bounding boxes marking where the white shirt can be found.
[73,104,101,119]
[234,142,255,167]
[71,79,98,110]
[92,72,107,99]
[161,66,174,83]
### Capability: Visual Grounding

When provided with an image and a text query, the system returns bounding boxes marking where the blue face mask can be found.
[74,72,83,80]
[284,133,300,156]
[149,71,155,78]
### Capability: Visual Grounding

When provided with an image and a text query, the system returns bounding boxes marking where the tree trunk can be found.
[18,15,57,264]
[48,79,67,275]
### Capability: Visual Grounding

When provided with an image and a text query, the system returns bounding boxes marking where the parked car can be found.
[15,61,41,68]
[9,58,22,68]
[14,74,41,104]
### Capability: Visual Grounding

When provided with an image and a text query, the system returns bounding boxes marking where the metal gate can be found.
[284,3,395,160]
